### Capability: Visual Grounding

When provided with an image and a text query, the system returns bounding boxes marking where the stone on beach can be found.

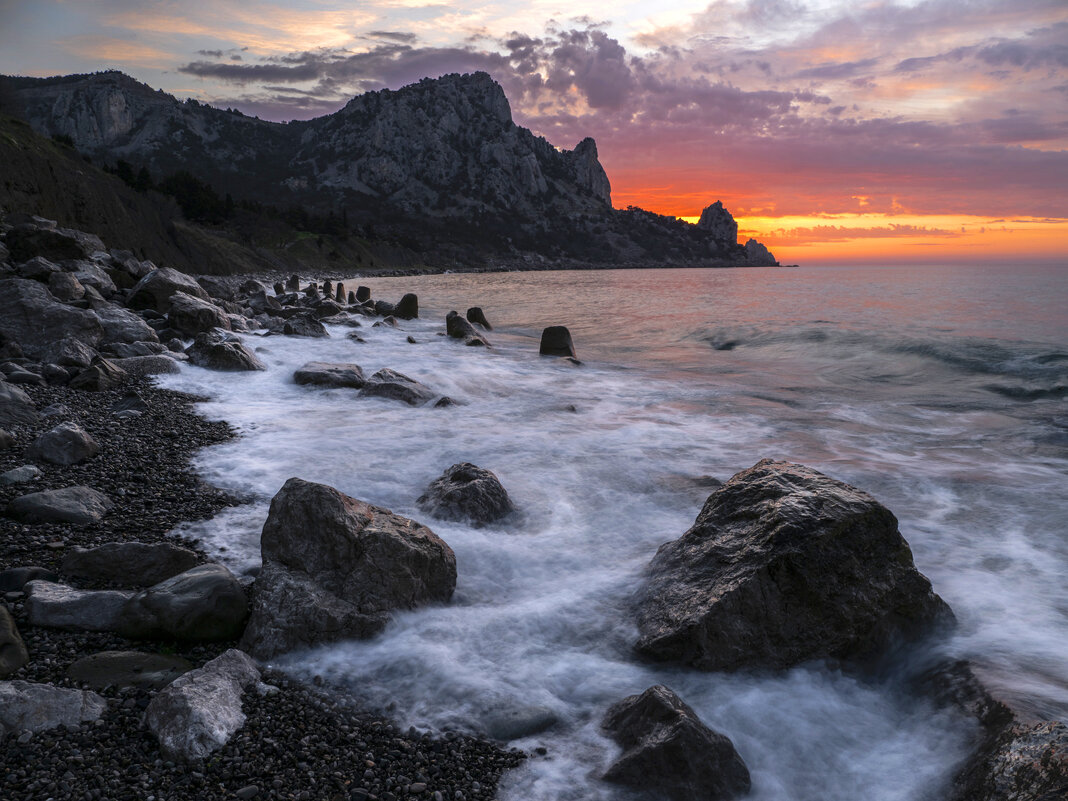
[0,379,40,426]
[635,459,954,671]
[0,278,104,358]
[293,361,366,389]
[62,541,200,586]
[446,310,489,346]
[0,606,29,678]
[8,485,113,525]
[167,291,232,337]
[394,293,419,320]
[417,462,516,527]
[539,325,576,358]
[187,330,265,371]
[27,421,99,465]
[143,649,261,762]
[68,650,193,691]
[241,477,456,660]
[118,563,248,642]
[127,267,210,312]
[601,685,751,801]
[0,681,107,735]
[68,356,128,391]
[25,581,133,632]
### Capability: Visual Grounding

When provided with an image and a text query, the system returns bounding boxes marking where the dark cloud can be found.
[196,49,224,58]
[796,58,878,80]
[366,31,418,43]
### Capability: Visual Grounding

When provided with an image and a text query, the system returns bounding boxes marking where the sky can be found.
[0,0,1066,264]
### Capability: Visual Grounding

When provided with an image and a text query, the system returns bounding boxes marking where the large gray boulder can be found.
[127,267,210,312]
[143,649,261,762]
[0,606,29,678]
[0,379,39,427]
[62,541,199,586]
[167,291,232,337]
[241,478,456,660]
[0,278,104,358]
[70,261,117,297]
[0,681,106,735]
[112,354,181,378]
[635,459,953,671]
[42,336,97,369]
[118,564,248,642]
[293,361,365,389]
[68,651,193,691]
[92,303,160,345]
[417,462,516,527]
[26,421,99,465]
[602,685,751,801]
[282,316,329,338]
[25,581,133,631]
[186,330,265,371]
[358,368,437,406]
[48,270,85,301]
[8,485,113,525]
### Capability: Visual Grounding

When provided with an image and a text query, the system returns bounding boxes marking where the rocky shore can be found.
[1,211,1064,801]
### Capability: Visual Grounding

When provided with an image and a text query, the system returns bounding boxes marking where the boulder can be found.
[483,705,558,741]
[374,299,395,317]
[358,368,438,407]
[417,463,516,527]
[394,293,419,320]
[92,303,160,345]
[539,325,576,358]
[240,478,456,659]
[0,429,14,449]
[355,285,371,302]
[0,379,39,427]
[282,316,329,338]
[127,267,210,312]
[48,271,85,301]
[107,341,166,358]
[167,291,232,337]
[635,459,954,671]
[286,274,300,292]
[143,649,261,762]
[0,465,43,485]
[42,336,97,369]
[68,356,127,391]
[118,564,248,642]
[187,331,265,371]
[62,541,199,586]
[311,300,343,319]
[5,224,102,262]
[466,307,493,330]
[0,606,29,678]
[954,718,1067,801]
[70,261,117,297]
[0,566,58,592]
[8,485,113,525]
[744,238,777,266]
[601,685,751,801]
[26,421,99,465]
[446,310,489,346]
[0,681,106,734]
[293,362,366,389]
[112,354,181,377]
[25,581,133,631]
[6,368,43,385]
[0,278,104,358]
[67,650,193,691]
[17,255,62,281]
[334,283,345,303]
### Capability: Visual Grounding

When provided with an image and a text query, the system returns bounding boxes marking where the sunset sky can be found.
[0,0,1065,264]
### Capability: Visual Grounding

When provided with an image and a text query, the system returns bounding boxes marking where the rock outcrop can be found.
[293,362,366,389]
[696,201,738,244]
[601,685,751,801]
[635,459,953,671]
[241,478,456,659]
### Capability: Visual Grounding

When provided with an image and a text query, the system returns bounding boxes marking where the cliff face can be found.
[0,70,776,267]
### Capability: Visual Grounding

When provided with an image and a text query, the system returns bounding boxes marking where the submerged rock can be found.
[446,310,489,346]
[359,368,438,406]
[417,463,516,527]
[241,478,456,659]
[601,685,751,801]
[293,361,366,389]
[635,459,953,671]
[466,307,493,330]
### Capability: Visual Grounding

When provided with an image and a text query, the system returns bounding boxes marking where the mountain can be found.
[0,70,777,268]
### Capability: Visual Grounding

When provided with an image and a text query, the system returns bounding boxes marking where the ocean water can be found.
[158,263,1068,800]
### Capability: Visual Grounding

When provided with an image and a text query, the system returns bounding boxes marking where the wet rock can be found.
[27,420,100,465]
[359,368,438,407]
[312,300,344,319]
[347,290,357,304]
[187,330,266,371]
[127,267,210,312]
[241,477,456,659]
[8,485,114,525]
[0,379,39,426]
[167,291,232,336]
[69,261,117,297]
[118,563,248,642]
[356,285,371,302]
[106,341,167,358]
[68,356,127,391]
[395,293,419,320]
[286,274,300,292]
[0,277,104,358]
[283,316,329,338]
[446,311,489,346]
[25,581,133,631]
[635,459,954,671]
[42,336,98,369]
[273,282,285,295]
[335,283,345,303]
[601,685,751,801]
[293,361,366,389]
[0,680,106,733]
[67,650,194,690]
[48,270,85,301]
[62,541,200,586]
[92,302,160,345]
[0,566,58,592]
[539,326,576,358]
[954,718,1067,801]
[373,316,398,328]
[374,300,396,317]
[0,464,43,485]
[143,649,260,761]
[466,307,492,330]
[0,606,29,677]
[417,463,515,527]
[483,705,557,741]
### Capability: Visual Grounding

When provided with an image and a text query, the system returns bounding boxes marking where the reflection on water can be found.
[161,263,1068,800]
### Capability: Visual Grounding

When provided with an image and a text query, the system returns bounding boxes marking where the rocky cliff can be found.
[0,70,776,268]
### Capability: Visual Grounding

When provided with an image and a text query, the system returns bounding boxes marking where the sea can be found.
[158,263,1068,801]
